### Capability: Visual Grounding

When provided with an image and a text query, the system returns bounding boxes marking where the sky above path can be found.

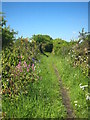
[2,2,88,41]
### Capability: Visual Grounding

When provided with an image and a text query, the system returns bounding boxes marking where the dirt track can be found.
[54,65,75,118]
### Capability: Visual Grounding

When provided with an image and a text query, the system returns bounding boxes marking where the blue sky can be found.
[2,2,88,41]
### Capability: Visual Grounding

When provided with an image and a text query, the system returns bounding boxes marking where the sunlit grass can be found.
[50,54,88,118]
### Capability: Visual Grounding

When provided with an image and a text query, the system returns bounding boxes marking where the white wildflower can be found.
[79,84,88,90]
[86,93,90,100]
[72,55,74,57]
[87,64,89,67]
[86,95,90,100]
[75,104,77,106]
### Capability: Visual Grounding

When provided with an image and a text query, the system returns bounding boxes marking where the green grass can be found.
[2,53,89,118]
[2,54,66,118]
[49,54,88,118]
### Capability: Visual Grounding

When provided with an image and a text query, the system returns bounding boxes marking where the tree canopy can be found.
[31,34,53,43]
[0,13,17,49]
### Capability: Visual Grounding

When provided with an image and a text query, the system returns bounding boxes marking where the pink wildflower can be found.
[27,68,29,72]
[28,64,30,68]
[24,61,27,67]
[20,69,23,72]
[32,63,34,71]
[19,61,21,65]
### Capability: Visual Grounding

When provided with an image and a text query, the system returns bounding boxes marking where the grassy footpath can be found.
[2,54,66,118]
[48,54,88,118]
[2,53,89,118]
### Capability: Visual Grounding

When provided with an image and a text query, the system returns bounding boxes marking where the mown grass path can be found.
[40,54,75,118]
[39,53,88,118]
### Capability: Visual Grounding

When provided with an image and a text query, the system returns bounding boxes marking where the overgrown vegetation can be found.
[1,15,90,118]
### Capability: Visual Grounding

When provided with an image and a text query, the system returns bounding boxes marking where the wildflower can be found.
[21,55,22,58]
[32,58,35,62]
[72,55,74,57]
[86,95,90,100]
[81,58,83,61]
[27,68,29,72]
[32,63,34,71]
[0,75,1,79]
[16,63,21,69]
[79,83,88,90]
[28,64,30,68]
[19,61,21,65]
[75,104,77,106]
[24,61,27,67]
[20,69,23,72]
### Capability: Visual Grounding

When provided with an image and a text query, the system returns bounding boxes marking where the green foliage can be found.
[44,43,53,52]
[52,38,73,56]
[31,34,53,52]
[2,38,40,100]
[78,28,89,43]
[31,34,52,43]
[1,15,17,49]
[1,15,89,118]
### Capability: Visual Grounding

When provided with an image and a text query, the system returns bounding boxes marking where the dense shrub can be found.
[2,38,40,99]
[67,33,90,77]
[52,38,73,56]
[44,43,53,52]
[31,34,53,53]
